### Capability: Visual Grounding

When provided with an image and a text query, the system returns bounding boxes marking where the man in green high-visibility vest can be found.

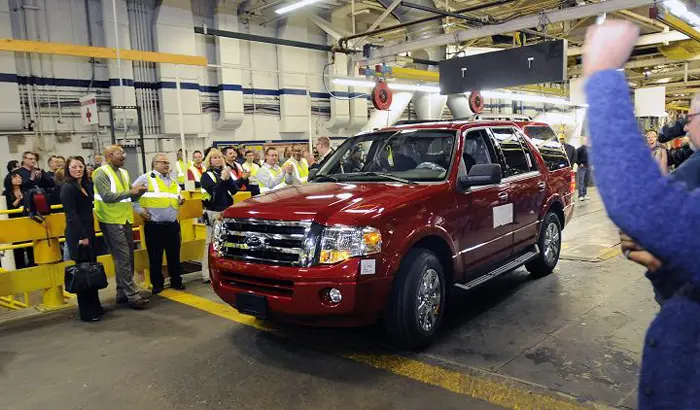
[92,145,150,310]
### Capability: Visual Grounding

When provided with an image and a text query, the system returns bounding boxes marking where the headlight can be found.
[212,218,227,256]
[319,226,381,264]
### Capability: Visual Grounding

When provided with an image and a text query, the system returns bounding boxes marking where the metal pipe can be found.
[175,65,186,172]
[399,1,483,26]
[195,26,334,52]
[338,0,514,47]
[111,0,127,137]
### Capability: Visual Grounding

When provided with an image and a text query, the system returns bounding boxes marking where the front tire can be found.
[385,248,446,350]
[526,212,562,277]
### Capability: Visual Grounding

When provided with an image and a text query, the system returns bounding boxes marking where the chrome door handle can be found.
[537,181,546,192]
[498,192,509,202]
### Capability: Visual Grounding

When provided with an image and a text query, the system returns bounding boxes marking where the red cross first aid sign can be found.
[79,94,98,126]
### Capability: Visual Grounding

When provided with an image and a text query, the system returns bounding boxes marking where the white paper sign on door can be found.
[493,203,514,228]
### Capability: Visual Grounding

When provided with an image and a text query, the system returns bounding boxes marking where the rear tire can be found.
[385,248,446,350]
[526,212,562,277]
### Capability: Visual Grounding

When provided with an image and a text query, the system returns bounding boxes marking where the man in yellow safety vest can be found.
[133,153,186,294]
[257,147,293,193]
[175,148,190,188]
[187,150,205,188]
[242,150,261,196]
[283,143,309,185]
[92,145,150,310]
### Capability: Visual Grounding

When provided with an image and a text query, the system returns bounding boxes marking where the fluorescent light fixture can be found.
[275,0,322,14]
[331,78,581,106]
[331,78,440,93]
[656,78,672,84]
[478,90,576,106]
[332,78,376,88]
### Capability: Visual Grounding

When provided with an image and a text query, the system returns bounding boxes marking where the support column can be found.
[0,0,22,130]
[214,0,243,131]
[276,17,310,136]
[155,0,202,134]
[102,0,137,128]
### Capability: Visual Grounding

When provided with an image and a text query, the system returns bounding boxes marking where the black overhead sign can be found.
[439,40,567,94]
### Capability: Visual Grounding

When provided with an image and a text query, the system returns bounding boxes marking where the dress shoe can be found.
[171,283,186,291]
[130,298,150,310]
[97,307,107,316]
[151,287,163,295]
[81,316,101,322]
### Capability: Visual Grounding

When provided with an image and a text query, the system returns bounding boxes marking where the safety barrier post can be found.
[139,223,152,290]
[33,235,65,310]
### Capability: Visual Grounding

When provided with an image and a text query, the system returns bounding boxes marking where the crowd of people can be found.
[0,137,336,321]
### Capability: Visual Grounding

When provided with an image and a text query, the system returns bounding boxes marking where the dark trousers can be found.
[144,222,182,289]
[248,185,260,197]
[577,166,590,198]
[76,289,103,321]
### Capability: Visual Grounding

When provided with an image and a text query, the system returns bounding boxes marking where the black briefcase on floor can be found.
[64,245,108,294]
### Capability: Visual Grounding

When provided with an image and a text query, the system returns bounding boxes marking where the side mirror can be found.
[458,164,502,191]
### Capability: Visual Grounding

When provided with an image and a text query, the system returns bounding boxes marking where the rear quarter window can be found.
[538,146,571,171]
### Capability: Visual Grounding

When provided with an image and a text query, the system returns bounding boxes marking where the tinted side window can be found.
[492,127,531,176]
[459,129,494,176]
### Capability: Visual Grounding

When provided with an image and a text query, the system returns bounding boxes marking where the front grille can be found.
[220,219,313,266]
[220,271,294,297]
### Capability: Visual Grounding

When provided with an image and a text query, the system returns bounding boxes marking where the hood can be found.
[224,182,441,225]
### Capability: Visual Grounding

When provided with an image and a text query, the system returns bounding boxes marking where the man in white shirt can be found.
[257,147,294,193]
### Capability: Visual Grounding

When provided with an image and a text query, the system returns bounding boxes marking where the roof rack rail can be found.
[393,119,454,126]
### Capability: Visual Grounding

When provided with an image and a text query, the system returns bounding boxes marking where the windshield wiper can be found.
[359,172,417,185]
[310,174,339,183]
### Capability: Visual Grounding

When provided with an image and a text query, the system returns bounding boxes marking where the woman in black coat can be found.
[60,156,104,322]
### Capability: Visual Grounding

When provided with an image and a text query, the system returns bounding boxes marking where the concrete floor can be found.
[0,191,658,410]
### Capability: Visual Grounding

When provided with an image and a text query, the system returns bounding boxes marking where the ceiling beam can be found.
[628,67,700,80]
[355,0,656,64]
[665,80,700,88]
[353,0,403,49]
[568,30,689,56]
[307,15,349,42]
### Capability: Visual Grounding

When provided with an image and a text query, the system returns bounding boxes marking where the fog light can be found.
[329,288,342,303]
[321,287,343,305]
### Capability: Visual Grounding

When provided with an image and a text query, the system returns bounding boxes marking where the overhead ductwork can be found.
[366,0,447,124]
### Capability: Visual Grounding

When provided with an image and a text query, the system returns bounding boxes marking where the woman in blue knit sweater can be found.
[583,21,700,409]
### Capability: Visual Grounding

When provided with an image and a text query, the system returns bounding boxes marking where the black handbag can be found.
[64,245,108,293]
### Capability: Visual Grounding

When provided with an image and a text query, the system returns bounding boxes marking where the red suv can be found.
[209,120,575,349]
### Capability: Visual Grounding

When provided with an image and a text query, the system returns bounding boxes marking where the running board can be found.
[454,246,540,292]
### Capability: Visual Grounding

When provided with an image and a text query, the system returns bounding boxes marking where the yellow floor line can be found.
[161,289,595,410]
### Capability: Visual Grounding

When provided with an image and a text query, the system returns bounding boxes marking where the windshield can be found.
[314,129,457,183]
[524,125,556,143]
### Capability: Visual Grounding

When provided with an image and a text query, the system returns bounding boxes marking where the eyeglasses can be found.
[155,160,170,165]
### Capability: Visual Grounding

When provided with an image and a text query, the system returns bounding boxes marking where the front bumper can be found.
[209,249,392,326]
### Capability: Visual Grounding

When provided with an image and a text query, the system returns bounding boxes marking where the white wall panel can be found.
[214,0,243,130]
[0,0,22,130]
[276,16,309,135]
[155,0,202,134]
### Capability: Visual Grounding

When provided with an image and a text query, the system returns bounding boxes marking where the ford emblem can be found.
[245,235,265,249]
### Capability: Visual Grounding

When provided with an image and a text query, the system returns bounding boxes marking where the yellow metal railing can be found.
[0,190,251,312]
